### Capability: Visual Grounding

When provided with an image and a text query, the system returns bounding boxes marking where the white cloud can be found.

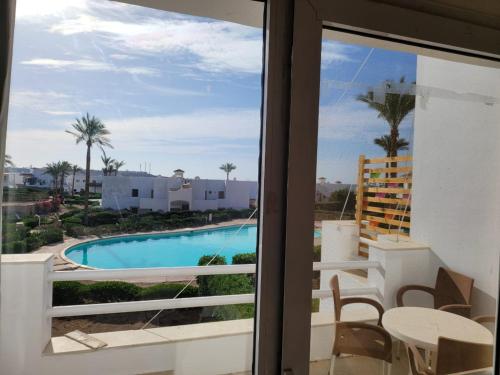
[15,0,88,19]
[9,90,72,111]
[50,14,264,74]
[21,58,159,76]
[43,111,80,116]
[6,108,261,173]
[318,101,387,140]
[105,109,260,146]
[322,41,357,66]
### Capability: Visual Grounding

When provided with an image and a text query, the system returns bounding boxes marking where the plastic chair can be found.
[407,337,493,375]
[396,267,474,317]
[329,275,391,374]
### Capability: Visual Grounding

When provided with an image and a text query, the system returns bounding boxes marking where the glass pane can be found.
[310,28,498,374]
[1,1,263,374]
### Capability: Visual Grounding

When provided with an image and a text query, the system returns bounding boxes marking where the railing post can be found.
[356,155,366,256]
[0,254,53,374]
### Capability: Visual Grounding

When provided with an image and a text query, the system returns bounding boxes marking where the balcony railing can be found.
[47,260,381,318]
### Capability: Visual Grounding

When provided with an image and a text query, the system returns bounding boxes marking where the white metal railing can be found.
[46,261,382,318]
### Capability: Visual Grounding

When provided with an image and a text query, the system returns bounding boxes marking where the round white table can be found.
[382,307,493,351]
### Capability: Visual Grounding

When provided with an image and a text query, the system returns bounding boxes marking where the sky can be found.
[6,0,416,183]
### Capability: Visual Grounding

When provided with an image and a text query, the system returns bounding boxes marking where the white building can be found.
[102,173,258,212]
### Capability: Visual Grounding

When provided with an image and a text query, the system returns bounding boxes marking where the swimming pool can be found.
[64,225,321,269]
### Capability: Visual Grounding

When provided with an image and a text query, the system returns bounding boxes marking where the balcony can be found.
[0,230,449,375]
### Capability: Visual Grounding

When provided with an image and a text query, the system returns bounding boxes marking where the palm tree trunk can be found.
[390,126,399,177]
[71,172,76,197]
[84,143,91,225]
[60,174,64,197]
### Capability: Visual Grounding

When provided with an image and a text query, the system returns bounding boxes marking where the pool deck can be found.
[34,219,259,283]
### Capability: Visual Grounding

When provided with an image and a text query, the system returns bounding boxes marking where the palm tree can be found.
[373,135,409,157]
[70,164,82,196]
[58,161,73,197]
[357,76,415,158]
[220,162,237,181]
[4,154,14,168]
[44,162,60,196]
[113,160,125,176]
[101,151,115,176]
[66,113,112,225]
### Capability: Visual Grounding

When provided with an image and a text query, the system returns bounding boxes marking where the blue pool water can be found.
[65,225,321,269]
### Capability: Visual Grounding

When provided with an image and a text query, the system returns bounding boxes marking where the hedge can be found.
[52,281,199,306]
[231,253,256,265]
[139,283,198,300]
[85,281,141,303]
[197,255,227,296]
[40,227,63,244]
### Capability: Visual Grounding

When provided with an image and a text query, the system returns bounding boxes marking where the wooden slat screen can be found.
[355,154,412,256]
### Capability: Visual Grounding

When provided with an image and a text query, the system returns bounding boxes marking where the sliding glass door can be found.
[280,1,500,374]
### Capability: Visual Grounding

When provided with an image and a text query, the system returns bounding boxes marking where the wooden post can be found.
[356,155,366,256]
[355,155,365,226]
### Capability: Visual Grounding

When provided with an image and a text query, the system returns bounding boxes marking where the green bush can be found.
[26,234,43,251]
[198,255,226,267]
[22,216,40,229]
[232,253,256,264]
[86,281,141,303]
[140,283,198,300]
[197,255,226,296]
[2,223,28,243]
[87,210,122,226]
[62,215,83,226]
[205,274,253,296]
[213,304,254,321]
[40,227,63,244]
[3,240,27,253]
[313,245,321,262]
[53,281,87,306]
[205,274,254,321]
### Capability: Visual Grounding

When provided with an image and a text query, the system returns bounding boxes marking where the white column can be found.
[367,236,434,310]
[0,253,53,374]
[319,220,359,311]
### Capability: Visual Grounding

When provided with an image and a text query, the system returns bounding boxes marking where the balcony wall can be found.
[412,55,500,315]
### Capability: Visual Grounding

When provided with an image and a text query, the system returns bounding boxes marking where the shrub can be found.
[85,281,141,303]
[26,234,43,251]
[40,227,63,245]
[313,245,321,262]
[3,240,27,253]
[213,304,254,321]
[2,223,28,242]
[87,210,122,226]
[53,281,87,306]
[197,255,226,296]
[198,255,226,267]
[62,215,83,226]
[64,224,87,238]
[232,253,256,265]
[205,274,254,321]
[22,216,40,229]
[140,283,198,300]
[205,274,253,296]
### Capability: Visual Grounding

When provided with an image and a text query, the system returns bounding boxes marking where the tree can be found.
[373,135,409,157]
[220,162,236,181]
[113,160,125,176]
[101,151,115,176]
[43,162,61,196]
[70,164,82,197]
[357,76,415,158]
[58,161,73,196]
[66,113,112,225]
[4,154,14,168]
